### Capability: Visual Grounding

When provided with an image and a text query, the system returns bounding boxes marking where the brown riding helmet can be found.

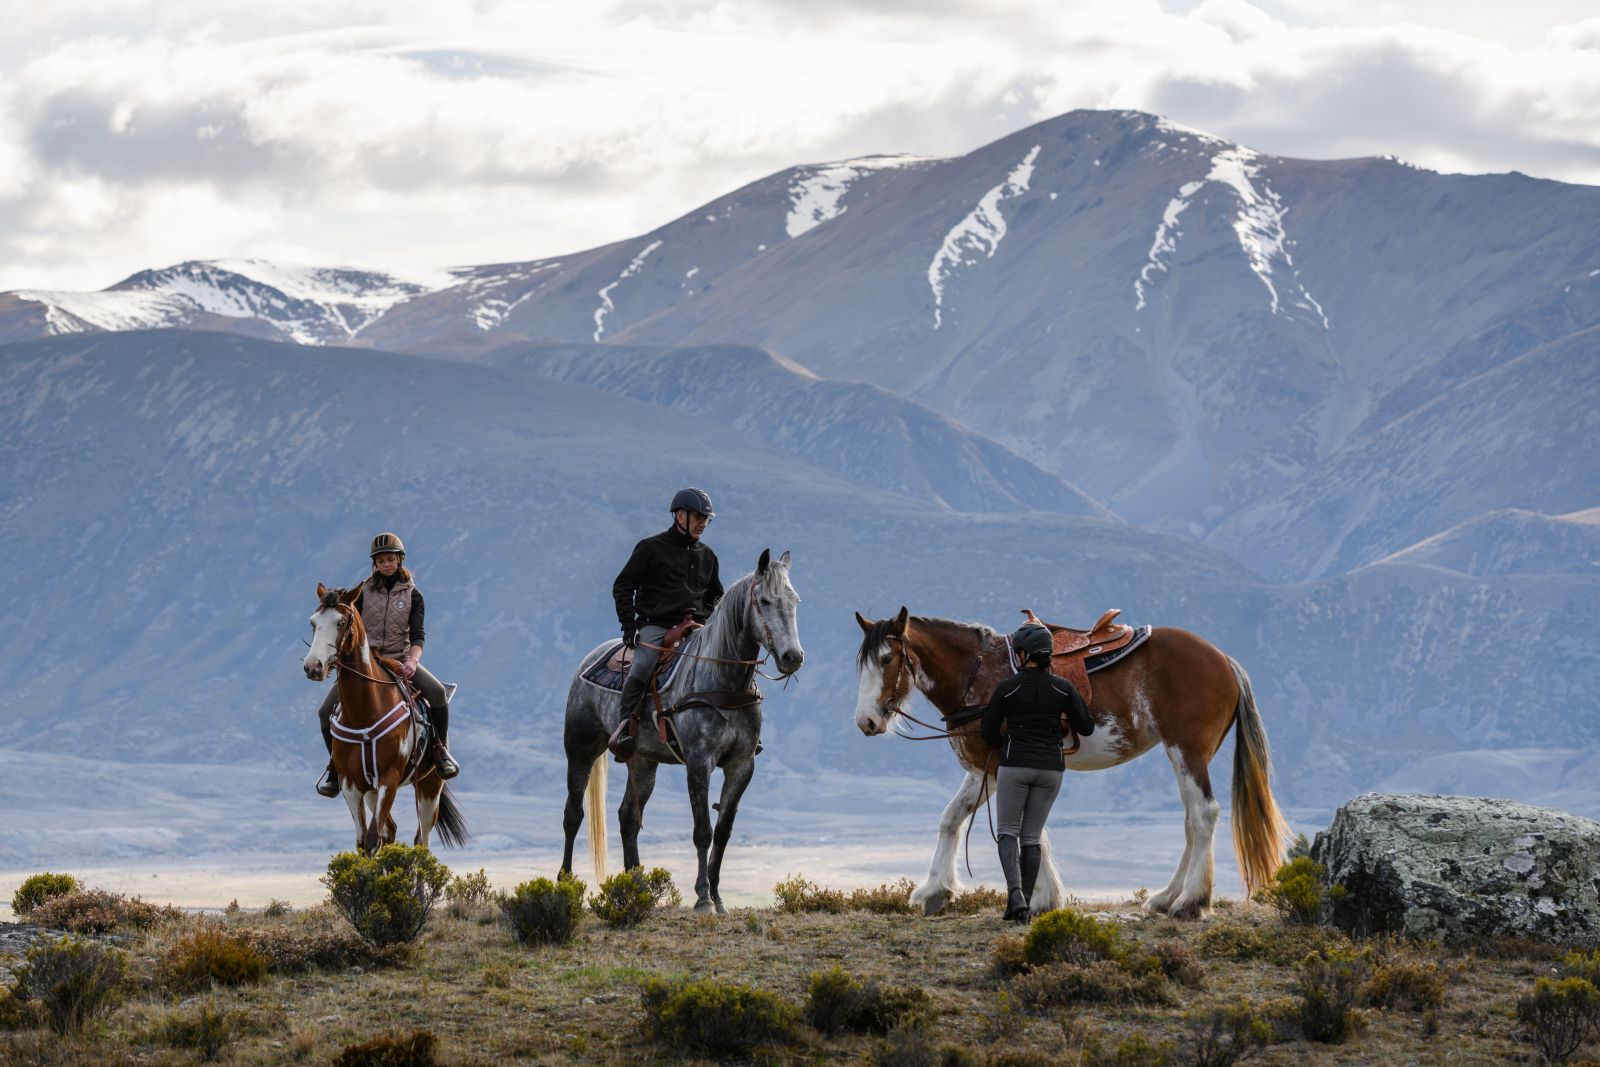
[370,531,406,559]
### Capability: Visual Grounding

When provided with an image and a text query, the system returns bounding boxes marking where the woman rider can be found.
[314,532,458,796]
[980,621,1095,921]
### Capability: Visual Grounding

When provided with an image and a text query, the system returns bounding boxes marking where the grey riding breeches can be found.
[623,625,671,686]
[995,765,1064,846]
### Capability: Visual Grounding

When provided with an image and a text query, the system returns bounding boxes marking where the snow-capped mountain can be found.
[0,259,457,346]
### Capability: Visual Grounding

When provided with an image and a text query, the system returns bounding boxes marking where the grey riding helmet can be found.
[370,531,406,558]
[1010,622,1053,664]
[669,487,714,517]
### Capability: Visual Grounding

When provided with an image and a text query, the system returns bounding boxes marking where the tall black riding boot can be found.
[998,834,1029,922]
[316,703,340,797]
[612,676,647,761]
[1020,844,1043,908]
[430,701,460,780]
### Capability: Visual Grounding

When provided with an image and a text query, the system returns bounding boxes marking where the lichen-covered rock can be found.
[1312,793,1600,945]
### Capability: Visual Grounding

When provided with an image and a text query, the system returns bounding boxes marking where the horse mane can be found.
[697,569,761,666]
[856,614,992,668]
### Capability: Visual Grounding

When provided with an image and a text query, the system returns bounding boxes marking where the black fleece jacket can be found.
[612,527,724,632]
[980,666,1093,770]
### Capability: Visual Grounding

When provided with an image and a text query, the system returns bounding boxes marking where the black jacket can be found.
[612,527,724,632]
[980,666,1093,771]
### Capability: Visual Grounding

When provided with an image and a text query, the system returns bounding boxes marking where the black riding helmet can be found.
[670,487,714,518]
[1010,622,1053,665]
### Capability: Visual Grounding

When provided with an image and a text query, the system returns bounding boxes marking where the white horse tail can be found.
[1228,656,1290,898]
[587,752,608,885]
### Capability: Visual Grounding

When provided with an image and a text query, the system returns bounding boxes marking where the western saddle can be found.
[607,615,703,763]
[1020,607,1135,706]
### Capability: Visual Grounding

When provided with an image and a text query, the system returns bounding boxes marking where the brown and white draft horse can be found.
[852,608,1288,918]
[303,584,467,854]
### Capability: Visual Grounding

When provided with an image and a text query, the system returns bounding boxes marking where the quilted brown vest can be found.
[361,574,417,657]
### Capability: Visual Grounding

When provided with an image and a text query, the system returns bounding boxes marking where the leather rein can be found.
[641,576,801,720]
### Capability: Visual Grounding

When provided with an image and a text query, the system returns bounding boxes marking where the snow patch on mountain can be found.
[1135,180,1204,311]
[16,260,452,344]
[927,145,1041,329]
[592,240,663,341]
[461,263,562,331]
[785,155,928,239]
[15,288,190,334]
[1133,147,1328,329]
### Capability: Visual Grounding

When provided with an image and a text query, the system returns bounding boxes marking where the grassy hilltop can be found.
[0,861,1593,1065]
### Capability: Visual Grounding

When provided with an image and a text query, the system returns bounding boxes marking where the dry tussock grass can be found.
[0,877,1587,1064]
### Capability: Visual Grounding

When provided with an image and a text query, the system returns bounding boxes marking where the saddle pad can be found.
[580,632,698,692]
[1084,625,1151,673]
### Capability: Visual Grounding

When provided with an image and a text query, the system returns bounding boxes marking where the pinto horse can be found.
[303,584,467,854]
[852,608,1288,918]
[561,550,804,913]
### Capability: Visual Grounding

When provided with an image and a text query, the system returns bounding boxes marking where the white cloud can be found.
[2,0,1598,292]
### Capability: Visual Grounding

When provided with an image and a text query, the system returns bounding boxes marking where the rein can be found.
[638,577,800,682]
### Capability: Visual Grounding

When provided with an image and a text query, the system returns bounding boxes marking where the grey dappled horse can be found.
[561,549,803,913]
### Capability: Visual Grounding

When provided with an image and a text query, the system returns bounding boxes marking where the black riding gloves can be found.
[622,629,638,650]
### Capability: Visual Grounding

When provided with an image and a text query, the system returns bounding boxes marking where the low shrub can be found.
[150,1000,241,1062]
[1362,958,1446,1011]
[159,925,269,993]
[262,899,292,918]
[1081,1031,1176,1066]
[446,868,493,907]
[946,885,1008,915]
[589,867,680,927]
[772,874,847,914]
[640,975,801,1057]
[1010,960,1172,1009]
[0,986,37,1030]
[1194,921,1349,966]
[502,875,585,946]
[1562,949,1600,989]
[1184,998,1272,1067]
[1255,857,1328,926]
[1287,832,1312,860]
[1151,941,1206,987]
[805,965,933,1035]
[1296,948,1371,1043]
[991,933,1029,976]
[28,888,182,934]
[1023,908,1128,967]
[239,925,383,973]
[1516,976,1600,1066]
[847,879,920,915]
[14,934,126,1034]
[866,1026,981,1067]
[10,874,79,918]
[331,1029,441,1067]
[323,845,451,947]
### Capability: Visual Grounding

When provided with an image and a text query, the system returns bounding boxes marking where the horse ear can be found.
[892,606,909,633]
[758,548,771,574]
[317,582,327,601]
[855,610,872,634]
[779,549,791,566]
[340,585,362,606]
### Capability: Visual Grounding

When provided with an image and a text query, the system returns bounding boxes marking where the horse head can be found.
[750,548,804,676]
[304,583,362,681]
[852,606,914,736]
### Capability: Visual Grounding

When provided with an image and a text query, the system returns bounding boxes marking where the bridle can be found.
[875,629,994,740]
[636,574,801,684]
[317,600,404,689]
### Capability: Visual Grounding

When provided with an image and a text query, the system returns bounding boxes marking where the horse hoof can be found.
[714,900,727,916]
[919,891,950,917]
[693,899,715,914]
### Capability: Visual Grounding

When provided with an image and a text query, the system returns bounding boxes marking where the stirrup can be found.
[315,761,340,798]
[433,743,460,780]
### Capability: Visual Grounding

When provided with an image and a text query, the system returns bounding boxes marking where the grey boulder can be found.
[1312,793,1600,944]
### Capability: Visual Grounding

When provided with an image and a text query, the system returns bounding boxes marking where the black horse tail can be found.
[433,784,470,849]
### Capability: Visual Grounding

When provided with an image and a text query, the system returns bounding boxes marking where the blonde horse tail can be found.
[1228,657,1290,899]
[586,752,608,885]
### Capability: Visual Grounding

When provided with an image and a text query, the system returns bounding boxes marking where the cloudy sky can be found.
[4,0,1598,292]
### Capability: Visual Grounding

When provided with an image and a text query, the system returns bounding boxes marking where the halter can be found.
[877,629,999,741]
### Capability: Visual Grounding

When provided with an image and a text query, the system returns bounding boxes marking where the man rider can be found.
[612,488,724,739]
